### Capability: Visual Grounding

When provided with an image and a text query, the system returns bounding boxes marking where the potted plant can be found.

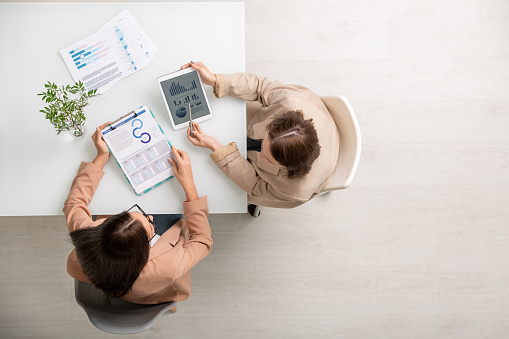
[38,81,97,137]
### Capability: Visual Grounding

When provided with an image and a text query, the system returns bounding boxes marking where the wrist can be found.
[209,140,223,152]
[183,183,199,201]
[97,152,110,161]
[93,153,109,169]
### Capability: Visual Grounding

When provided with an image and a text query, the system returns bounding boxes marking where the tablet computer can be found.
[157,68,213,130]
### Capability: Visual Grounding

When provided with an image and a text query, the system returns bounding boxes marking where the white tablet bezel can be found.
[156,68,214,130]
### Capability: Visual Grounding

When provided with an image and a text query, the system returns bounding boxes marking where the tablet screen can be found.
[159,70,211,126]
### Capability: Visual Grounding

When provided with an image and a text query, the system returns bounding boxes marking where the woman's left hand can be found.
[187,121,223,151]
[92,122,111,157]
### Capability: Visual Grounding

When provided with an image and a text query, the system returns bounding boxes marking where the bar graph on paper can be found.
[62,25,140,91]
[120,139,172,186]
[68,40,111,70]
[60,9,157,94]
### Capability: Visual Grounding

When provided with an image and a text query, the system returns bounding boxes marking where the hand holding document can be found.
[101,106,175,195]
[59,9,157,94]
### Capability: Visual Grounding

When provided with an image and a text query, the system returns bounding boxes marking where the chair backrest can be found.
[320,96,361,191]
[74,279,176,334]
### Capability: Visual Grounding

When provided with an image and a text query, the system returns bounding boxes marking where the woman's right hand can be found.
[91,122,111,169]
[93,122,111,157]
[168,145,199,201]
[180,61,217,86]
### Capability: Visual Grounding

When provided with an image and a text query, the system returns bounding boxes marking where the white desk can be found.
[0,3,246,215]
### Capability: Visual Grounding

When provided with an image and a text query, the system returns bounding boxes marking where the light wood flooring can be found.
[1,0,509,338]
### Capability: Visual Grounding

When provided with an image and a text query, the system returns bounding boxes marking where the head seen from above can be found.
[264,110,321,179]
[69,208,155,300]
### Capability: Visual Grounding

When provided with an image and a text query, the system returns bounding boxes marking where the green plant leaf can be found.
[38,80,95,135]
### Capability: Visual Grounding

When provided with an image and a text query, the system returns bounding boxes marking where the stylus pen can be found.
[188,103,194,137]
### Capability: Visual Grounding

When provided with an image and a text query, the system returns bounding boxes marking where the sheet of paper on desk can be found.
[103,9,158,61]
[101,106,174,195]
[59,10,157,94]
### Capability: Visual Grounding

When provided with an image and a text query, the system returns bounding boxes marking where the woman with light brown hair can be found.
[181,62,340,214]
[265,110,321,179]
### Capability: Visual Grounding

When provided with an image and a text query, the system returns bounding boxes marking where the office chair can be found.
[74,279,177,334]
[320,95,361,191]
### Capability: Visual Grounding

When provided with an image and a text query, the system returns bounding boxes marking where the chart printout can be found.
[59,10,157,94]
[101,106,174,194]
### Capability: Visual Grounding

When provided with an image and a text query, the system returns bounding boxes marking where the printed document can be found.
[101,106,174,195]
[59,10,157,94]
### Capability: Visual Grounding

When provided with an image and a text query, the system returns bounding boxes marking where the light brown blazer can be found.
[64,161,212,304]
[210,73,340,208]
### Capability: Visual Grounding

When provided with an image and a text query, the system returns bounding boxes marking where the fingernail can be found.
[191,61,194,64]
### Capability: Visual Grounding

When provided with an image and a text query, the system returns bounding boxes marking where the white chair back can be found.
[321,96,361,191]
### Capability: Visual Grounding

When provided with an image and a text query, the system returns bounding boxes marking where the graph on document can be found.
[66,25,137,73]
[121,140,172,186]
[114,25,137,71]
[68,40,111,70]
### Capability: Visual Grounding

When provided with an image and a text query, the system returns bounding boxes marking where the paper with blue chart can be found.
[59,10,157,94]
[101,106,175,195]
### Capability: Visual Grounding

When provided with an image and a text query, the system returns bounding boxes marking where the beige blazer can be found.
[210,73,340,208]
[64,162,212,304]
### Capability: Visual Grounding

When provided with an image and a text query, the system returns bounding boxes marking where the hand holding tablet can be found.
[179,61,217,86]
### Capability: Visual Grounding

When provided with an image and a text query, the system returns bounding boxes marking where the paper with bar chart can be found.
[101,106,174,195]
[59,10,157,94]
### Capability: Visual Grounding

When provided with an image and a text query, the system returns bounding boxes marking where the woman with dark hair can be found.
[180,62,340,211]
[65,124,212,304]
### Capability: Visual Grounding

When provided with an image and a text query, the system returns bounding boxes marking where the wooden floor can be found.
[2,0,509,338]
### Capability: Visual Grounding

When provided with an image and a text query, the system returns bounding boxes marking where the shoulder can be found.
[140,240,183,283]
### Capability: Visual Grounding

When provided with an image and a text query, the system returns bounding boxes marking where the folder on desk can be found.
[101,106,175,195]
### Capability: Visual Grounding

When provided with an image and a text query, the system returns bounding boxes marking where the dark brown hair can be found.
[266,110,321,179]
[69,212,150,300]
